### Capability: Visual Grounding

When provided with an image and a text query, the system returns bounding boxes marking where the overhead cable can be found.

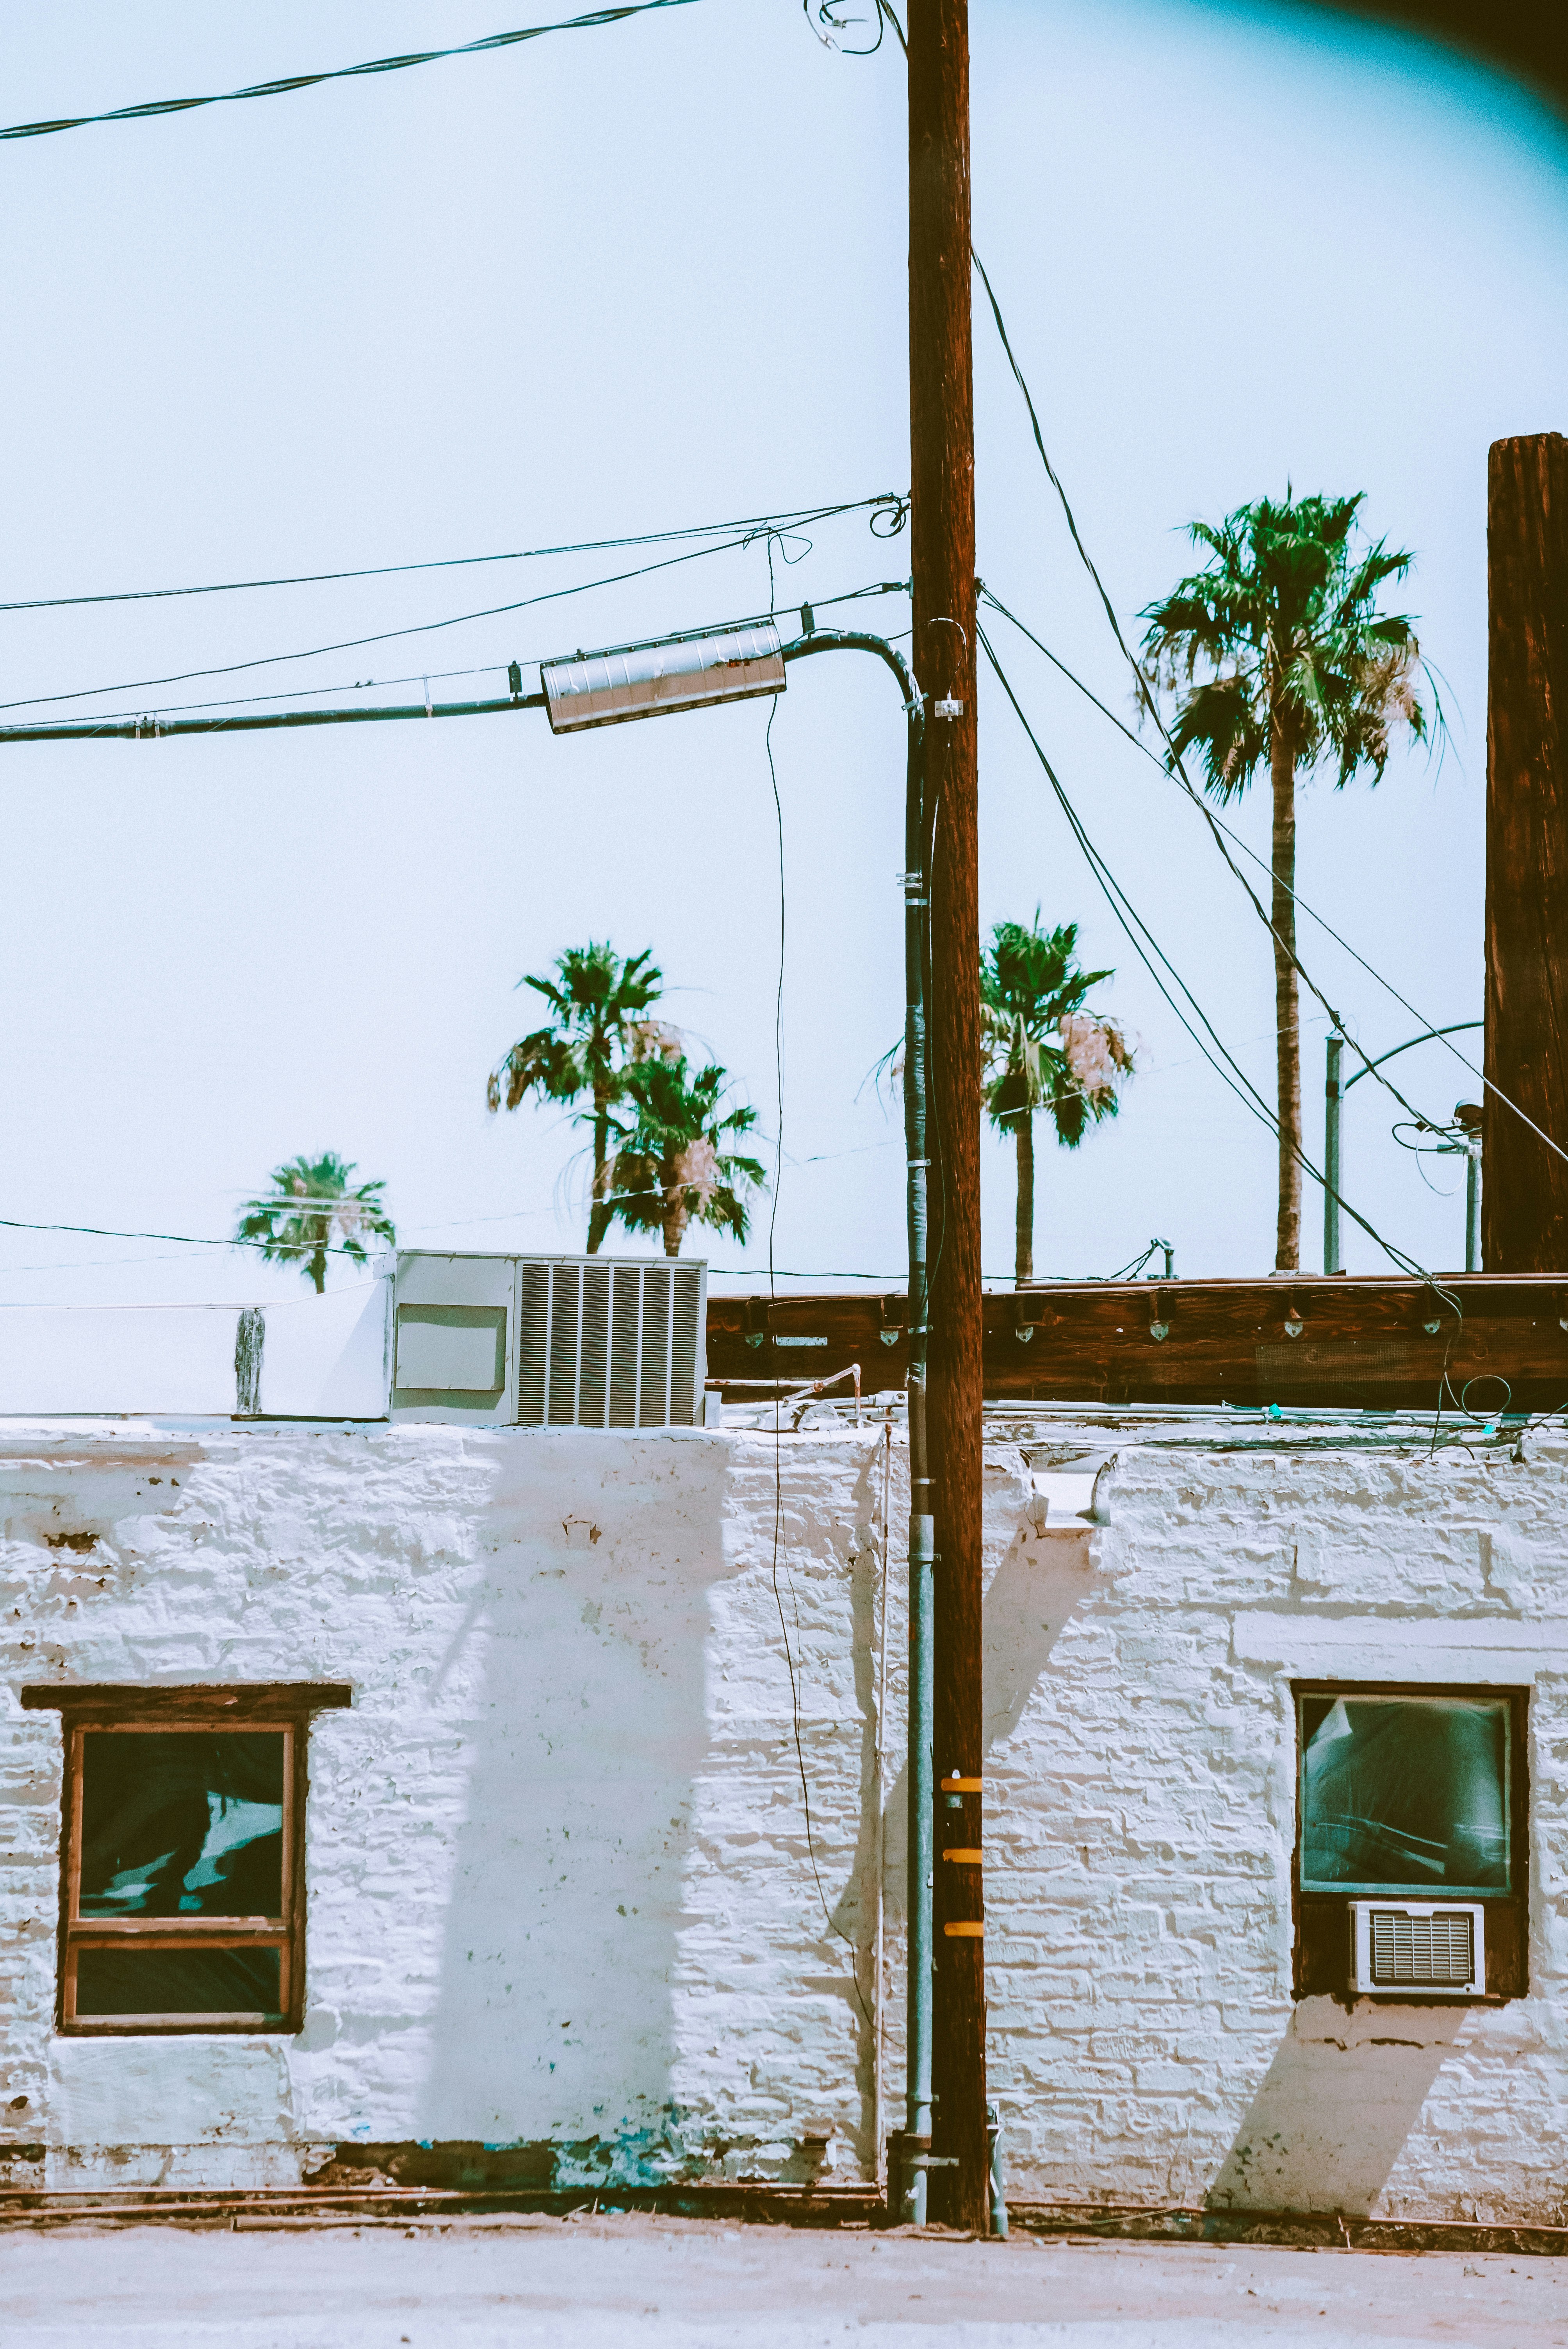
[0,537,750,715]
[0,1,702,145]
[978,624,1463,1318]
[971,264,1568,1180]
[0,1214,371,1258]
[0,496,901,616]
[977,587,1446,1139]
[0,581,911,740]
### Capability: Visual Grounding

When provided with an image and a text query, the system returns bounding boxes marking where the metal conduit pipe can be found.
[780,628,933,2224]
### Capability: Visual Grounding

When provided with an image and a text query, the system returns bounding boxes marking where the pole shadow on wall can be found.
[876,1513,1101,1870]
[871,1508,1101,2048]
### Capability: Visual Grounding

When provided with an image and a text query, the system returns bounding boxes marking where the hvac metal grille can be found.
[516,1258,703,1428]
[1369,1908,1475,1987]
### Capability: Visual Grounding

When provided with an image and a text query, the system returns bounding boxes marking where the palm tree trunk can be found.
[310,1252,326,1296]
[1271,732,1301,1271]
[661,1183,686,1257]
[587,1089,611,1254]
[1015,1113,1035,1287]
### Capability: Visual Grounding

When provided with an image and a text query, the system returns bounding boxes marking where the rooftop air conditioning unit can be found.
[1349,1901,1485,1998]
[391,1252,706,1428]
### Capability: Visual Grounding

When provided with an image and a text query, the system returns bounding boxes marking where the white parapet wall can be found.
[0,1411,1565,2219]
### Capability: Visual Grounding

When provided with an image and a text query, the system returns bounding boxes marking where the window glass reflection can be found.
[78,1731,284,1918]
[1300,1695,1509,1894]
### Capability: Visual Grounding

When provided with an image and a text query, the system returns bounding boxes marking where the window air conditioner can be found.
[392,1251,707,1428]
[1349,1900,1485,1998]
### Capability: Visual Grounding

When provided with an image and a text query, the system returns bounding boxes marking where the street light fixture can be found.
[540,621,787,733]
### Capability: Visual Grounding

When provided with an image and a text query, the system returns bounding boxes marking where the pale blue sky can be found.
[2,0,1566,1307]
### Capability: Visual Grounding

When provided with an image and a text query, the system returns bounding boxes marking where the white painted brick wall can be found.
[1,1413,1566,2222]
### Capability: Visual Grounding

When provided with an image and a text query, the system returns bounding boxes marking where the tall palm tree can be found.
[1139,491,1430,1271]
[982,914,1131,1286]
[606,1055,766,1258]
[234,1152,396,1294]
[486,942,668,1253]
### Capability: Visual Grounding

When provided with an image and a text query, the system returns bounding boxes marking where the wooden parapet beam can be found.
[706,1277,1568,1412]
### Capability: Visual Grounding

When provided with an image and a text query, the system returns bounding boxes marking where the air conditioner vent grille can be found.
[1369,1907,1474,1985]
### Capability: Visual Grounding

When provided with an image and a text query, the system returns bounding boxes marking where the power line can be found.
[0,1214,375,1259]
[976,587,1450,1138]
[970,263,1568,1181]
[0,537,749,716]
[0,549,908,726]
[0,582,912,741]
[0,496,900,616]
[0,0,702,145]
[978,623,1463,1316]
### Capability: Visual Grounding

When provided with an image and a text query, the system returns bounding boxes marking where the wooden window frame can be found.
[1291,1678,1529,2005]
[22,1682,350,2037]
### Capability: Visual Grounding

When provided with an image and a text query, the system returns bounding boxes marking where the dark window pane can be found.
[79,1732,284,1918]
[75,1945,282,2019]
[1301,1695,1509,1894]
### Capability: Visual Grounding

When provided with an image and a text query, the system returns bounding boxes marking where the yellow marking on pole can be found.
[943,1921,984,1937]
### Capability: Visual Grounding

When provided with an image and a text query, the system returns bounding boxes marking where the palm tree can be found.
[982,914,1131,1286]
[605,1054,766,1258]
[486,942,669,1253]
[1139,491,1430,1271]
[234,1152,396,1294]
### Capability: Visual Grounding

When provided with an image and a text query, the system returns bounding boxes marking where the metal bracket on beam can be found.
[1014,1296,1047,1346]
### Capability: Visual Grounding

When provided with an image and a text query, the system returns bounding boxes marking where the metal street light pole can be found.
[1334,1021,1485,1275]
[1324,1033,1344,1274]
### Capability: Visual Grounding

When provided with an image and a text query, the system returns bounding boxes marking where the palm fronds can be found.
[234,1151,395,1294]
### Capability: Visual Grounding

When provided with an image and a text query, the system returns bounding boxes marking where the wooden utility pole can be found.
[909,0,986,2233]
[1484,433,1568,1271]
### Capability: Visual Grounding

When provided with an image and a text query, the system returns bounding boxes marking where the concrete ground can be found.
[0,2213,1565,2346]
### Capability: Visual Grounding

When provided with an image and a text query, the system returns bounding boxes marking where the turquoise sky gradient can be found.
[2,1,1566,1304]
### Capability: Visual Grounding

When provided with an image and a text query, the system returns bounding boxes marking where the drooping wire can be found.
[814,8,1506,1191]
[801,0,889,57]
[1,581,911,732]
[970,260,1568,1176]
[978,588,1451,1139]
[0,536,751,716]
[0,496,902,617]
[979,622,1463,1319]
[0,0,702,144]
[0,1212,372,1260]
[0,573,911,728]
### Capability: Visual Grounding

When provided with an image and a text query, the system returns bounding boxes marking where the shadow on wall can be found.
[877,1518,1097,1951]
[983,1525,1097,1754]
[406,1435,735,2192]
[1209,1997,1464,2215]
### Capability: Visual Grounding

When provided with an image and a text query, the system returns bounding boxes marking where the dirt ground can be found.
[1,2212,1565,2346]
